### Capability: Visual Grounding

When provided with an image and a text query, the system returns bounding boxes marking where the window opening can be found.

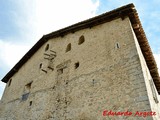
[75,62,79,69]
[45,44,49,51]
[57,68,63,75]
[25,82,32,93]
[8,79,12,87]
[39,63,42,69]
[78,35,85,45]
[66,43,71,52]
[29,101,32,106]
[115,43,120,49]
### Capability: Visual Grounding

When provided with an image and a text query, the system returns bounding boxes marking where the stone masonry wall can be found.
[0,17,159,120]
[131,22,160,120]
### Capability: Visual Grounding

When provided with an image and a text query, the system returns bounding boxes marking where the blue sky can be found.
[0,0,160,99]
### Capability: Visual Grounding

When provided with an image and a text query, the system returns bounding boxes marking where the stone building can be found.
[0,3,160,120]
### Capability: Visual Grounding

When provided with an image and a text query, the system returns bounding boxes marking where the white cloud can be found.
[0,40,30,69]
[35,0,99,37]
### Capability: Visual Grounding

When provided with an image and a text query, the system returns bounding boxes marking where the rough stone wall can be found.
[0,17,159,120]
[131,22,160,120]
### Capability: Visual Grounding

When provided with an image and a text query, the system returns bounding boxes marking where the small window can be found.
[75,62,79,69]
[57,68,63,75]
[29,101,32,106]
[39,63,43,69]
[78,35,85,45]
[25,82,32,93]
[115,42,120,49]
[45,44,49,51]
[8,79,12,87]
[66,43,71,52]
